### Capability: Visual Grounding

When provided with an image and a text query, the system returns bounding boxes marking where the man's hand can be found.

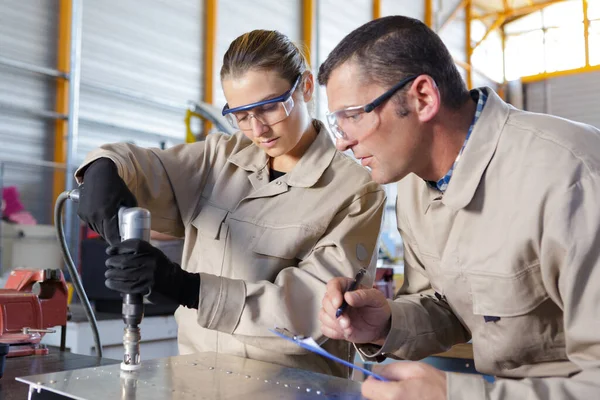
[77,158,137,245]
[362,362,447,400]
[104,239,200,309]
[319,277,391,344]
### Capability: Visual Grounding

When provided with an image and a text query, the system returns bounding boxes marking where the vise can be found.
[0,269,68,358]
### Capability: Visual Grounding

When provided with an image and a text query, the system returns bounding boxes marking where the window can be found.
[589,1,600,66]
[590,20,600,66]
[472,31,504,82]
[589,0,600,20]
[471,19,487,42]
[505,30,545,80]
[544,24,586,72]
[503,0,597,80]
[504,11,542,35]
[470,20,504,82]
[542,0,583,26]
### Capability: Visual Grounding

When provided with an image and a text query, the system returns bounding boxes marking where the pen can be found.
[336,268,367,318]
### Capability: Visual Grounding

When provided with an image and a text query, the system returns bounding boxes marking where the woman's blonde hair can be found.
[221,30,310,86]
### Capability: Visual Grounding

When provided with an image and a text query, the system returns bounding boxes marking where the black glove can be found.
[104,239,200,309]
[77,158,137,245]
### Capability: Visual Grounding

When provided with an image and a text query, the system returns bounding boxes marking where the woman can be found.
[75,30,385,378]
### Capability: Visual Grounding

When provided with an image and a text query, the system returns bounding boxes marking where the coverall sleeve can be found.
[446,175,600,399]
[194,184,386,354]
[356,208,471,361]
[75,133,231,238]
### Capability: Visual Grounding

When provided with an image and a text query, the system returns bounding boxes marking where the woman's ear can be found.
[302,71,314,102]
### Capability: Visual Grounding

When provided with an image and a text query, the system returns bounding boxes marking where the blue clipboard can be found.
[269,328,389,382]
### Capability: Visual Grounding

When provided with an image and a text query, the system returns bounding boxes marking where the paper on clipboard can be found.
[269,328,389,382]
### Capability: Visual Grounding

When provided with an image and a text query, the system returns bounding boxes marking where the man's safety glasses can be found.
[222,75,302,131]
[326,75,419,140]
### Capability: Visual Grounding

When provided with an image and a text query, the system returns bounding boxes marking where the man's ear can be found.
[409,75,440,123]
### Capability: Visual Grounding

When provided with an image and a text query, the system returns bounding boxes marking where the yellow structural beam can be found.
[521,64,600,83]
[473,2,497,13]
[425,0,433,28]
[465,0,472,89]
[474,0,565,21]
[498,25,507,101]
[201,0,217,139]
[454,59,470,71]
[52,0,71,217]
[438,0,469,32]
[501,26,507,84]
[583,0,590,67]
[302,0,314,65]
[372,0,381,20]
[473,15,506,51]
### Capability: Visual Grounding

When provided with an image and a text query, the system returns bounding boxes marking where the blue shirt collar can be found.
[427,88,488,193]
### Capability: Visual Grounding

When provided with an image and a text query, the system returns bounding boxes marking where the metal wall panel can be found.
[525,72,600,128]
[0,0,59,223]
[316,0,372,120]
[214,0,302,110]
[0,0,205,222]
[437,0,466,64]
[524,81,547,114]
[78,0,204,164]
[381,0,424,19]
[506,78,524,109]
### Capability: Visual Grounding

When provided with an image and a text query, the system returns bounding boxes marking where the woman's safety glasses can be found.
[222,75,301,131]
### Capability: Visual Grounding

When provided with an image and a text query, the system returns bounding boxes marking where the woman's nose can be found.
[250,116,268,137]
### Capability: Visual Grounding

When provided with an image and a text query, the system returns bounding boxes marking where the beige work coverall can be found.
[78,121,386,378]
[359,88,600,399]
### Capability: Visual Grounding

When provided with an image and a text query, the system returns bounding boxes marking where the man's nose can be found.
[250,116,268,137]
[335,136,357,152]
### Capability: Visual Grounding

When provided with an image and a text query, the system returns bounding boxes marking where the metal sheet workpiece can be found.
[17,352,365,399]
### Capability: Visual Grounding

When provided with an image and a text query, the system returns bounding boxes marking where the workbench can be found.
[0,351,118,400]
[16,352,364,399]
[41,304,178,360]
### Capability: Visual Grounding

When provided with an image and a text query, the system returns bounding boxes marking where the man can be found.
[318,15,600,400]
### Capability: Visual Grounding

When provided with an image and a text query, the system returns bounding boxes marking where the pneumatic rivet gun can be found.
[58,189,150,371]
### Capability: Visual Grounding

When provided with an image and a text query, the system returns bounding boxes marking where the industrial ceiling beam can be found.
[471,2,496,13]
[474,0,566,21]
[438,0,469,32]
[473,15,506,50]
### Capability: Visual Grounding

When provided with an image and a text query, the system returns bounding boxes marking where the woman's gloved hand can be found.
[105,239,200,309]
[76,158,138,245]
